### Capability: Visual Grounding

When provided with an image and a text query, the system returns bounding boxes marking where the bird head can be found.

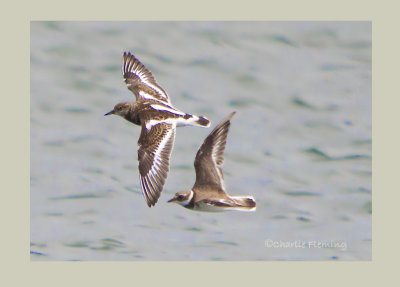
[168,190,194,207]
[104,102,131,117]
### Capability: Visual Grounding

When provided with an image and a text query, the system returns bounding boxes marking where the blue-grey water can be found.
[30,21,371,260]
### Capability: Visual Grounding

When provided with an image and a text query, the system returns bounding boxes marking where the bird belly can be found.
[192,201,231,212]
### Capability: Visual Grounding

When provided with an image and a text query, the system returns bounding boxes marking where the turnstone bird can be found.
[168,112,256,212]
[105,52,211,207]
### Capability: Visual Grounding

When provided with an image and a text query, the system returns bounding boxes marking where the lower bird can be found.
[105,52,210,207]
[168,112,256,212]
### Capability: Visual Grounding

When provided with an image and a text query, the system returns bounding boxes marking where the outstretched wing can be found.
[193,112,236,192]
[123,52,171,104]
[137,122,176,207]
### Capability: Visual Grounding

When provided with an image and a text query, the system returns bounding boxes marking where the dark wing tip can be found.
[139,158,170,207]
[139,164,169,208]
[141,173,166,207]
[195,111,237,162]
[193,112,236,190]
[225,111,236,121]
[123,51,142,76]
[123,51,134,60]
[122,51,170,103]
[210,111,236,138]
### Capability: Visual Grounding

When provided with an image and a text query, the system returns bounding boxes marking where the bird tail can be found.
[177,114,211,128]
[231,196,257,212]
[194,115,211,127]
[232,196,256,211]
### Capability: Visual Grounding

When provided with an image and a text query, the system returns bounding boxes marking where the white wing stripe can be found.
[150,104,185,115]
[125,67,169,102]
[152,126,175,172]
[142,80,168,101]
[138,91,162,102]
[146,120,160,130]
[146,118,184,130]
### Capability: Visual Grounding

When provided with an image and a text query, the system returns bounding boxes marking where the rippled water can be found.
[30,21,371,260]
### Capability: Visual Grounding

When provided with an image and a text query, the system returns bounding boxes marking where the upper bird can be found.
[168,112,256,212]
[105,52,211,207]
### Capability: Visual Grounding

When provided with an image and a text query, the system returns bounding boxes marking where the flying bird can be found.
[168,112,256,212]
[105,52,210,207]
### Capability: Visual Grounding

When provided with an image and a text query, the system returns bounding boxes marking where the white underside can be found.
[193,202,231,212]
[193,198,256,212]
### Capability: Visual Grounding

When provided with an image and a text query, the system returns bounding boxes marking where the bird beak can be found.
[104,109,115,116]
[167,197,176,203]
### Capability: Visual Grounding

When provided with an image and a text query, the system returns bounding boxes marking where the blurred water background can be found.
[30,21,371,260]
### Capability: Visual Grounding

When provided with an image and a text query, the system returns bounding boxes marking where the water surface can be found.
[31,21,371,260]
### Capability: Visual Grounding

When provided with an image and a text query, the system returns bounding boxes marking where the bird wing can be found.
[137,121,176,207]
[123,52,171,104]
[193,112,236,192]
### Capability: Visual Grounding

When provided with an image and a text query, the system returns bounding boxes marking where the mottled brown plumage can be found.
[105,52,211,207]
[168,112,257,212]
[123,52,170,104]
[137,123,175,205]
